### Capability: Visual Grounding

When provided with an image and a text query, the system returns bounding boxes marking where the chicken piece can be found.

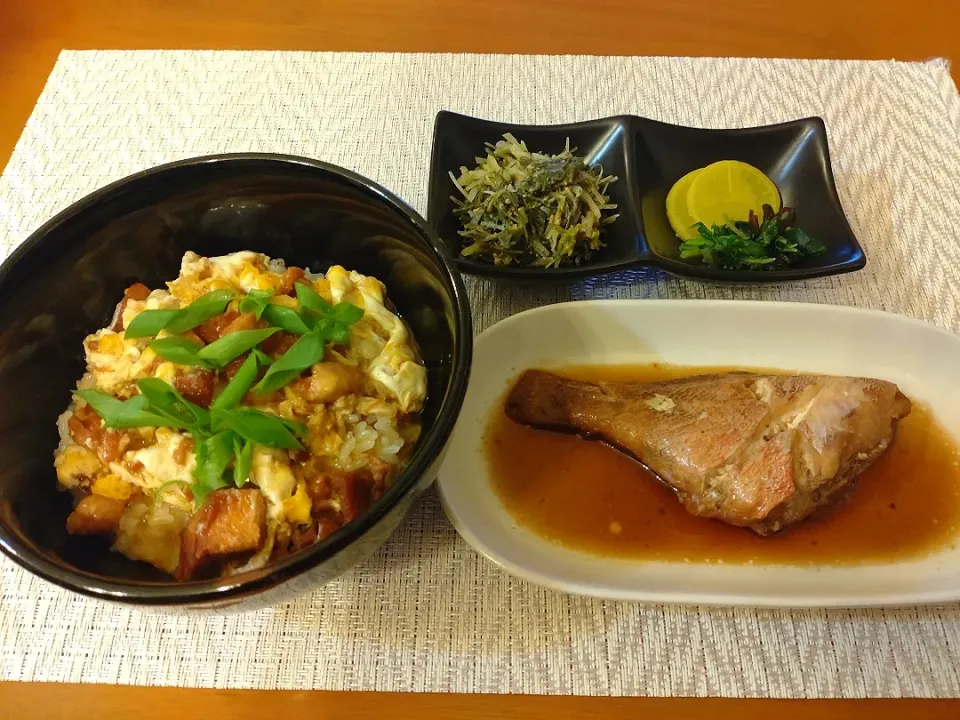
[335,473,374,523]
[505,370,912,534]
[55,445,102,487]
[109,283,151,332]
[224,353,250,381]
[96,428,138,464]
[180,330,205,346]
[66,494,128,535]
[315,511,343,541]
[195,310,239,343]
[301,361,363,403]
[172,436,196,465]
[277,267,305,296]
[261,331,298,359]
[301,467,379,524]
[67,404,139,463]
[194,309,258,344]
[174,369,215,408]
[68,403,102,447]
[220,311,257,336]
[176,489,267,580]
[113,496,189,574]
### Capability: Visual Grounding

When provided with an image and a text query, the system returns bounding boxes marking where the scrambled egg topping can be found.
[55,251,427,576]
[84,252,427,414]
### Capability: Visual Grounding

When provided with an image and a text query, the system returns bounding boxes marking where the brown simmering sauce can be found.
[486,364,960,564]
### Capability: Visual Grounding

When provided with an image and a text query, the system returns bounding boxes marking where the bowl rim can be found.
[428,110,865,284]
[0,152,474,605]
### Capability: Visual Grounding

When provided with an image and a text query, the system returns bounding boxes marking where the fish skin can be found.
[505,369,912,534]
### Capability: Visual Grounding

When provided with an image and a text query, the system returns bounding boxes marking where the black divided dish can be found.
[428,111,865,283]
[428,112,640,281]
[0,154,472,611]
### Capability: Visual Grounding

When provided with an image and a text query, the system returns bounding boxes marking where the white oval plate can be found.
[437,300,960,608]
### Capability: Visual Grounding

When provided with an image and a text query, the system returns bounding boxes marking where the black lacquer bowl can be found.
[428,111,864,283]
[0,154,472,611]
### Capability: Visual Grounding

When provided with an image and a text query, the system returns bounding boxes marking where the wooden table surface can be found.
[1,1,959,717]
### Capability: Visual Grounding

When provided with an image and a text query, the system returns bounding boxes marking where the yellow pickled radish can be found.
[665,167,703,241]
[685,160,781,230]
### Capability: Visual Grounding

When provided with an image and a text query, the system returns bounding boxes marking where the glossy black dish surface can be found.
[428,112,640,282]
[428,111,864,284]
[0,154,473,610]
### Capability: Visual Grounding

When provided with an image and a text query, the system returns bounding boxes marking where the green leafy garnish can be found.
[678,205,827,271]
[250,348,274,366]
[77,284,367,509]
[148,328,278,369]
[294,282,333,315]
[254,331,326,395]
[163,291,235,334]
[196,328,278,367]
[330,302,364,326]
[135,377,186,409]
[325,320,350,345]
[123,310,178,340]
[135,377,210,431]
[294,283,359,344]
[192,431,236,505]
[449,133,619,268]
[148,336,208,367]
[210,352,261,412]
[124,290,234,339]
[238,289,274,319]
[233,437,253,488]
[74,389,178,429]
[77,374,308,509]
[234,282,365,394]
[212,407,304,450]
[782,227,826,255]
[262,304,312,335]
[278,416,308,437]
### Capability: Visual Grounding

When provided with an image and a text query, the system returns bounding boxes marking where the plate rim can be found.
[437,298,960,608]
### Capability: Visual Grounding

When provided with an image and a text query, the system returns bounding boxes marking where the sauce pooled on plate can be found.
[486,364,960,564]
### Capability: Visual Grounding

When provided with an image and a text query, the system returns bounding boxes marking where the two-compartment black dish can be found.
[0,154,472,611]
[428,111,865,283]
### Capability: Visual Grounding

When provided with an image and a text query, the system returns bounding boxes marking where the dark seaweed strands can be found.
[449,134,619,268]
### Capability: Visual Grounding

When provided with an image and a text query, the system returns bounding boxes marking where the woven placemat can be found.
[2,51,960,697]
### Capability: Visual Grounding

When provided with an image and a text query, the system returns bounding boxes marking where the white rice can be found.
[336,411,405,471]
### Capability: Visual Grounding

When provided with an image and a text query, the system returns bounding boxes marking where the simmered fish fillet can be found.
[505,370,912,534]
